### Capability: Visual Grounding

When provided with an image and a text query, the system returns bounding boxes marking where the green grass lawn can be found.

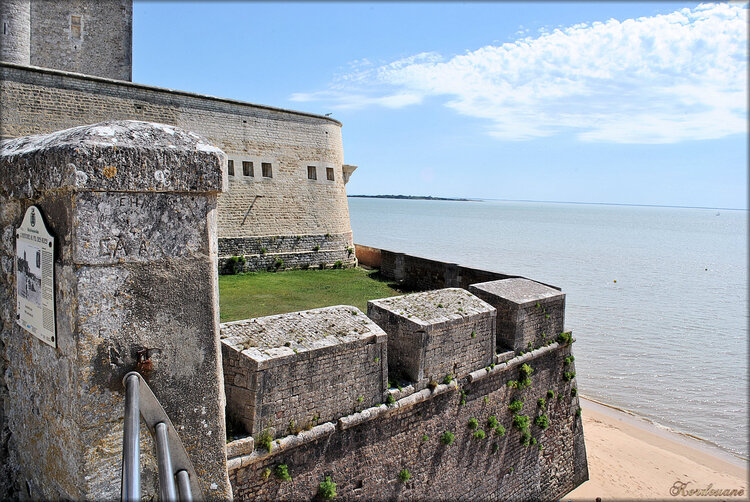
[218,267,403,322]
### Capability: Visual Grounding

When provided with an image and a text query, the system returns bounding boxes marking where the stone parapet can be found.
[221,306,388,439]
[470,278,566,353]
[368,288,496,388]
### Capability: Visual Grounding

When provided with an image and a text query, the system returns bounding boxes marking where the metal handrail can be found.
[121,371,202,501]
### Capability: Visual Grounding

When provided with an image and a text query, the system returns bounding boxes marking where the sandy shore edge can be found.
[564,397,748,501]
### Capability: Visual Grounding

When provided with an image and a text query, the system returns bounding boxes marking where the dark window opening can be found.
[262,162,272,178]
[227,160,235,176]
[307,166,317,180]
[4,23,7,35]
[71,15,82,40]
[326,167,335,181]
[243,161,253,177]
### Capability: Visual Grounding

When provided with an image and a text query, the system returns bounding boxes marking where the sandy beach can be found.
[565,398,748,501]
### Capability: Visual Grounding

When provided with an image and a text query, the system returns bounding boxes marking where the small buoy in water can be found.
[613,279,617,283]
[705,268,708,271]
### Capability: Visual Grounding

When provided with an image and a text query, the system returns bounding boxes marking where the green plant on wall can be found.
[535,414,549,430]
[318,476,337,500]
[508,399,524,413]
[398,468,411,483]
[274,464,291,481]
[256,426,273,452]
[443,373,453,385]
[467,417,479,430]
[473,429,486,440]
[440,431,455,445]
[537,398,546,409]
[563,371,576,382]
[557,332,572,345]
[225,255,246,275]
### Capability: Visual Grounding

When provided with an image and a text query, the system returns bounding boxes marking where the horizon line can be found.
[347,195,748,212]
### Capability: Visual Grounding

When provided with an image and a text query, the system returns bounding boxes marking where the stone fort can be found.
[0,2,588,500]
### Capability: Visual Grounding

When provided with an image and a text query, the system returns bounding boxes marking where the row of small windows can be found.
[228,160,272,178]
[227,161,335,181]
[307,166,335,181]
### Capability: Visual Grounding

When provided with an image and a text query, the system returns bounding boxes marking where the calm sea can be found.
[348,197,748,458]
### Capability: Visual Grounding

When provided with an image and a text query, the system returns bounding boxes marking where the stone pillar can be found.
[469,278,565,353]
[0,121,230,500]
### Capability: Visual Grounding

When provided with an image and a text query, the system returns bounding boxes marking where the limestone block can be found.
[0,121,230,500]
[367,288,496,388]
[470,278,565,353]
[221,306,388,439]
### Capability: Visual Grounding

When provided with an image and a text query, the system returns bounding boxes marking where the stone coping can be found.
[221,306,386,363]
[470,278,565,307]
[368,288,495,326]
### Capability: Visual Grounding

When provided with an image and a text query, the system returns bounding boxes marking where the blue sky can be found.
[133,2,748,209]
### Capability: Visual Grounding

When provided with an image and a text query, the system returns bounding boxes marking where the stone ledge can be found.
[0,120,226,197]
[468,342,562,383]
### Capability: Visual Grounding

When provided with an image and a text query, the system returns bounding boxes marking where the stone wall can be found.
[355,245,558,291]
[0,121,231,500]
[226,341,587,501]
[29,0,132,81]
[0,62,356,270]
[221,306,388,439]
[368,288,495,388]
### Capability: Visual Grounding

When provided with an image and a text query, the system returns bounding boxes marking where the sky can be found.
[133,2,748,209]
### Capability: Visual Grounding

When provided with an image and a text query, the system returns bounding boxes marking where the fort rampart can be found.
[0,61,356,271]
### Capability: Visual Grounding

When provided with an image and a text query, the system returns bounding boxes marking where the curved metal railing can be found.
[121,371,203,501]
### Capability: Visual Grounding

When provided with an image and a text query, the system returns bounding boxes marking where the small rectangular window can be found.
[71,15,82,40]
[243,161,253,177]
[262,162,273,178]
[227,160,235,176]
[326,167,335,181]
[307,166,317,180]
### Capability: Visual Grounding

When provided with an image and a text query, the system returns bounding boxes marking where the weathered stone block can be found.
[221,305,388,439]
[470,278,565,352]
[0,121,230,500]
[367,288,496,388]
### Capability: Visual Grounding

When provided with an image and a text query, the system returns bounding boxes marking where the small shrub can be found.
[313,245,320,252]
[507,380,519,389]
[473,429,486,440]
[374,357,380,363]
[508,399,524,413]
[333,260,343,269]
[519,363,534,378]
[357,396,364,403]
[325,233,331,238]
[421,434,429,443]
[537,398,546,409]
[440,431,455,445]
[495,425,506,436]
[483,396,489,404]
[224,255,246,275]
[274,464,291,482]
[538,443,544,451]
[346,246,354,256]
[256,427,273,452]
[467,417,479,430]
[512,415,530,431]
[564,355,575,365]
[556,331,572,345]
[487,415,499,429]
[386,394,396,405]
[427,379,438,391]
[398,468,411,483]
[576,407,582,418]
[546,389,555,399]
[534,414,549,429]
[571,387,578,397]
[519,377,532,389]
[492,442,499,453]
[261,467,271,481]
[531,437,538,446]
[442,374,453,385]
[471,330,476,338]
[260,247,267,255]
[563,371,576,382]
[437,303,444,308]
[490,362,496,369]
[273,258,284,270]
[520,430,532,446]
[318,476,337,500]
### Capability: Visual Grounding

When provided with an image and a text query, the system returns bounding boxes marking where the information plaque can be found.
[16,206,56,347]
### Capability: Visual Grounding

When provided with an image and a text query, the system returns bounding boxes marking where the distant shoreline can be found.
[348,194,479,202]
[348,195,746,211]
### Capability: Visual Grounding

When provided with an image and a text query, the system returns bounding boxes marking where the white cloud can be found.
[290,3,747,143]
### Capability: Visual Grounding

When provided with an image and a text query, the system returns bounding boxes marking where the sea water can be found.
[348,197,748,458]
